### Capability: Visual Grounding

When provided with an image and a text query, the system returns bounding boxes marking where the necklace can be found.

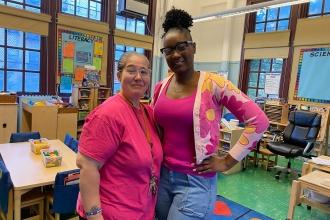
[120,94,158,196]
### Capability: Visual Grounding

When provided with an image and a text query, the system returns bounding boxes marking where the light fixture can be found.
[193,0,311,23]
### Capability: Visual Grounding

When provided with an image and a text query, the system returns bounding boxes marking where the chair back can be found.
[70,138,79,153]
[283,111,321,148]
[53,169,80,214]
[0,160,13,214]
[64,133,74,147]
[9,132,41,143]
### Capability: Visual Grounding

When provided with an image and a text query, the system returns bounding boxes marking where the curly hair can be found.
[162,7,193,38]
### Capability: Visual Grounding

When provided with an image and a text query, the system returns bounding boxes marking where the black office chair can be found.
[9,132,41,143]
[267,110,321,179]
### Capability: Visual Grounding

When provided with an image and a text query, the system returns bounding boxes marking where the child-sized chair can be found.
[10,132,41,143]
[45,169,80,220]
[64,133,78,153]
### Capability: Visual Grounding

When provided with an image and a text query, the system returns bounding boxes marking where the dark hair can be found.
[162,7,193,38]
[117,52,149,73]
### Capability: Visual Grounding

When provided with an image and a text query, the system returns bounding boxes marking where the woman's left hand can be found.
[193,154,238,174]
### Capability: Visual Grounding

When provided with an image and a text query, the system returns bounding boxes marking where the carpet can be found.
[212,196,273,220]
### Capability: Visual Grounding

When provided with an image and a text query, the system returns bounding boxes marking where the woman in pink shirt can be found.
[153,8,269,220]
[76,52,163,220]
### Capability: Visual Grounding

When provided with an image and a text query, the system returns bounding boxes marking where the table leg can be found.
[14,190,22,220]
[287,180,301,220]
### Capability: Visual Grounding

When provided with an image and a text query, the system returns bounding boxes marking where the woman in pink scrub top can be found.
[76,52,163,220]
[153,8,269,220]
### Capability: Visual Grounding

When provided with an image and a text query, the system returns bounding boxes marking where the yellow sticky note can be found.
[93,57,102,71]
[63,58,74,73]
[94,42,103,56]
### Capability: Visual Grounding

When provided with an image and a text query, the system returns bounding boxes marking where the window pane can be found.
[259,73,265,88]
[25,33,40,49]
[62,0,75,14]
[272,58,283,72]
[126,46,135,52]
[136,20,145,35]
[267,8,278,20]
[248,72,258,87]
[255,23,265,32]
[12,0,23,2]
[7,2,23,9]
[136,48,145,54]
[116,15,126,30]
[0,28,4,45]
[116,44,125,51]
[0,0,4,4]
[325,0,330,13]
[7,71,23,92]
[309,0,323,15]
[7,30,23,47]
[247,88,257,100]
[26,0,41,7]
[25,72,39,92]
[249,60,260,71]
[26,6,40,13]
[265,22,276,32]
[76,0,88,17]
[0,47,4,68]
[277,20,289,30]
[257,89,266,98]
[0,70,3,91]
[256,9,266,22]
[279,6,291,19]
[115,50,124,61]
[89,2,101,20]
[126,18,136,32]
[25,51,40,71]
[7,48,23,69]
[261,59,271,72]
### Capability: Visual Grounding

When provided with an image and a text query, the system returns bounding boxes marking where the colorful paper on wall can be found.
[93,57,102,71]
[63,58,74,73]
[75,67,85,81]
[75,41,93,64]
[60,75,73,93]
[94,42,104,56]
[63,42,75,58]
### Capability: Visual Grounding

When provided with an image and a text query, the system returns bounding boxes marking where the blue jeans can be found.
[156,166,217,220]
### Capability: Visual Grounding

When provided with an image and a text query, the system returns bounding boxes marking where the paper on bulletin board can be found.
[93,57,102,71]
[265,73,281,95]
[63,42,75,58]
[60,75,73,93]
[94,42,103,56]
[75,67,85,81]
[75,41,93,64]
[62,58,74,73]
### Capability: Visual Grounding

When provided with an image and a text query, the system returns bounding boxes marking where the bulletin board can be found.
[293,47,330,104]
[58,29,105,93]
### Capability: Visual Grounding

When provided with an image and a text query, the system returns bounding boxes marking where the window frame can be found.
[60,0,103,21]
[0,28,42,94]
[0,0,41,12]
[307,0,330,17]
[255,6,291,32]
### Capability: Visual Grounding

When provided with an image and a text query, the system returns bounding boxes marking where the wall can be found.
[152,0,246,91]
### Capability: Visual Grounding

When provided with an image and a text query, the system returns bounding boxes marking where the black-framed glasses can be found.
[160,41,194,56]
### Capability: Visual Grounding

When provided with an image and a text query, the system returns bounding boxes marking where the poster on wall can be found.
[58,29,104,93]
[294,47,330,103]
[265,73,281,95]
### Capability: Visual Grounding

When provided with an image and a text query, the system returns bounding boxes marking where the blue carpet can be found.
[212,196,273,220]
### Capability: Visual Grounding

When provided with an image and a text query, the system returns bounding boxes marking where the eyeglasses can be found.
[125,66,151,77]
[160,41,194,56]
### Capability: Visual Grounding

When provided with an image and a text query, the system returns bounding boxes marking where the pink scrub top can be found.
[76,94,163,220]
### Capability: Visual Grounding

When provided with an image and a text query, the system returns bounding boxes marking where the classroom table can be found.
[0,139,78,220]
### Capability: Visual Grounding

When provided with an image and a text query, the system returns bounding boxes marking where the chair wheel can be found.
[297,203,301,206]
[307,206,311,210]
[275,174,280,180]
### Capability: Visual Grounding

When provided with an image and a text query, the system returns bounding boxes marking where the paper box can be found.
[40,148,62,167]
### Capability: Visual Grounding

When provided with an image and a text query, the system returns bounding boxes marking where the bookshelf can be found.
[264,103,289,126]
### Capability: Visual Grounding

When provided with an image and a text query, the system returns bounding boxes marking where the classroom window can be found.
[61,0,102,21]
[0,28,41,93]
[308,0,330,17]
[246,58,283,100]
[113,44,145,94]
[0,0,41,13]
[255,6,291,32]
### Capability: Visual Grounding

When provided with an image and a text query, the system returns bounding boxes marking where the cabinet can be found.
[264,103,289,126]
[218,127,244,174]
[72,86,110,138]
[0,103,17,143]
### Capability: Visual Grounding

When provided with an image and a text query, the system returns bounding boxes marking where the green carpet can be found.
[217,156,330,220]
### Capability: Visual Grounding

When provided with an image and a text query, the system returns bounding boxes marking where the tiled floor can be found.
[217,157,330,220]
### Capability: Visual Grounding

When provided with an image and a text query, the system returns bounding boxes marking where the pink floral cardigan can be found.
[152,72,269,164]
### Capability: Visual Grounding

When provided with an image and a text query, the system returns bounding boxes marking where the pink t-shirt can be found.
[154,80,197,175]
[76,94,163,220]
